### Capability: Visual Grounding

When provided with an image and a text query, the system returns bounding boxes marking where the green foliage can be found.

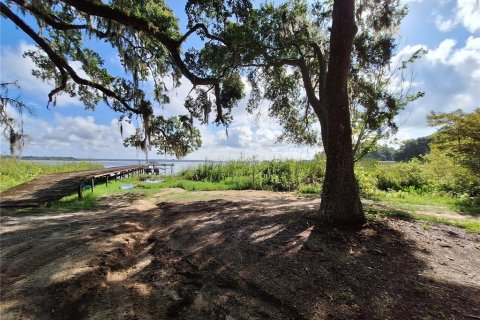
[0,158,103,192]
[357,152,479,215]
[39,155,478,227]
[124,115,202,159]
[422,149,480,196]
[2,0,232,158]
[159,179,234,191]
[374,160,430,192]
[365,207,480,234]
[181,156,325,192]
[355,160,380,198]
[48,192,98,212]
[427,108,480,177]
[298,183,321,195]
[394,136,431,161]
[364,144,396,161]
[179,154,479,215]
[180,0,422,155]
[364,137,432,162]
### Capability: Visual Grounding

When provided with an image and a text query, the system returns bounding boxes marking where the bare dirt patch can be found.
[1,189,479,319]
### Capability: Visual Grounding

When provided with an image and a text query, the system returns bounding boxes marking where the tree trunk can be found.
[319,0,366,226]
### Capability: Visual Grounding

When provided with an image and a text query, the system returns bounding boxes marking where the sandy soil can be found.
[1,189,479,319]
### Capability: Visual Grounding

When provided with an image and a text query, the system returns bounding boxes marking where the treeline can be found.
[364,137,431,162]
[1,155,78,161]
[366,108,479,166]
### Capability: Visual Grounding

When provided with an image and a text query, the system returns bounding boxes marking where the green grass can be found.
[36,158,479,234]
[46,173,480,234]
[366,207,480,234]
[155,178,234,191]
[0,158,103,192]
[181,157,479,215]
[46,175,234,211]
[48,192,99,212]
[180,157,325,192]
[372,190,480,217]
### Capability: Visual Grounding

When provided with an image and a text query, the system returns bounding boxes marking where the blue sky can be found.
[0,0,479,160]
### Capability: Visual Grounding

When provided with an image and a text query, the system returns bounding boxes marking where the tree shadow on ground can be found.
[1,195,479,319]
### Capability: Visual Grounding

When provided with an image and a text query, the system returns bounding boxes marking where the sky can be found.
[0,0,479,160]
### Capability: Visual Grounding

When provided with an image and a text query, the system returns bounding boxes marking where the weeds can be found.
[5,156,479,233]
[181,157,479,216]
[180,156,325,192]
[366,207,480,234]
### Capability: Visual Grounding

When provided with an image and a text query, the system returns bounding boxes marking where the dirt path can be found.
[0,166,141,207]
[1,189,479,319]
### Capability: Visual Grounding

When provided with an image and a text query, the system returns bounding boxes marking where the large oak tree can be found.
[1,0,420,226]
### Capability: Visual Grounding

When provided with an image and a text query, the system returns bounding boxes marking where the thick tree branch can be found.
[213,84,224,124]
[59,0,221,87]
[11,0,88,30]
[298,59,320,108]
[242,58,300,68]
[309,41,327,101]
[0,2,138,113]
[179,23,226,45]
[12,0,163,79]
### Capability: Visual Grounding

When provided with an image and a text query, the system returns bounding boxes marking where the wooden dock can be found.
[0,165,144,208]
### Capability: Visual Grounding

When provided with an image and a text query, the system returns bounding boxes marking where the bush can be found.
[421,151,480,197]
[375,160,430,193]
[178,153,479,212]
[298,183,321,195]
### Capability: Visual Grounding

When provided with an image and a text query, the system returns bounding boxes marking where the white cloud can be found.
[426,39,456,62]
[435,16,456,32]
[449,36,480,79]
[143,74,321,160]
[187,104,319,161]
[0,113,141,158]
[0,104,317,160]
[456,0,480,33]
[393,36,480,140]
[161,77,194,116]
[434,0,480,33]
[0,42,84,108]
[0,40,318,160]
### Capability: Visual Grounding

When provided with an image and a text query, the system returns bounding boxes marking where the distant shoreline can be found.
[0,155,221,163]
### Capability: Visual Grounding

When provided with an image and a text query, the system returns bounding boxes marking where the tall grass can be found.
[0,158,103,192]
[181,156,325,192]
[179,156,479,215]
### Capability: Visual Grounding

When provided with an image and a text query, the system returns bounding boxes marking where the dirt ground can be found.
[1,189,479,320]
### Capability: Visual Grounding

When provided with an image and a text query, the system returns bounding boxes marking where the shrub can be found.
[375,160,430,193]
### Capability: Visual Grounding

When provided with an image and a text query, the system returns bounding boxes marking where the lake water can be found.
[26,159,208,175]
